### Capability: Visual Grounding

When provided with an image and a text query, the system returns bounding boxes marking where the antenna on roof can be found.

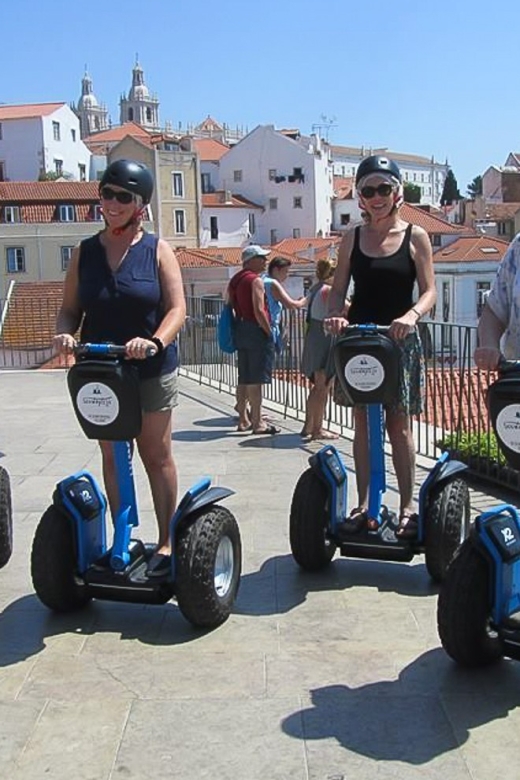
[311,114,337,142]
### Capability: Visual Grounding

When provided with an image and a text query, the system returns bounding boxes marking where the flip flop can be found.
[146,552,171,578]
[395,513,419,540]
[251,424,281,435]
[339,507,368,534]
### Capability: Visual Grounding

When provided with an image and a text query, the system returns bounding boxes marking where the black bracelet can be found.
[150,336,165,353]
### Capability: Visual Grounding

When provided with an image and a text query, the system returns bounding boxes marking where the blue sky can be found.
[2,0,518,192]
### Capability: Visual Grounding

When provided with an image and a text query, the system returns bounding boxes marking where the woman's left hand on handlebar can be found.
[323,316,349,335]
[125,337,157,359]
[389,312,417,341]
[53,333,77,355]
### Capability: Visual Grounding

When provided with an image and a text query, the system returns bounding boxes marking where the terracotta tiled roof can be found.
[84,122,151,144]
[174,246,310,268]
[195,116,224,133]
[0,281,64,350]
[0,181,100,202]
[202,192,262,209]
[193,138,229,161]
[176,248,235,268]
[400,203,466,235]
[479,203,520,220]
[433,235,509,263]
[0,102,66,120]
[272,237,342,256]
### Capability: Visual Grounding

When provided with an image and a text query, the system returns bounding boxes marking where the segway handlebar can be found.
[339,324,391,335]
[74,343,157,359]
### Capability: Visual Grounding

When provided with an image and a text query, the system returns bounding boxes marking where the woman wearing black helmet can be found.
[53,158,186,576]
[325,154,437,538]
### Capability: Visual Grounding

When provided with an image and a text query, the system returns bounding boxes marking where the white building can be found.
[200,191,263,247]
[218,125,333,245]
[0,103,91,182]
[330,145,448,206]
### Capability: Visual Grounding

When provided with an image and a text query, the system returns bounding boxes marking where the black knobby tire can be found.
[175,505,241,629]
[0,465,13,568]
[437,538,503,667]
[290,468,336,571]
[31,505,91,612]
[424,477,470,583]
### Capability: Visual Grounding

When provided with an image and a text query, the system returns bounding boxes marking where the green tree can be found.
[440,169,461,205]
[38,170,62,181]
[403,182,421,203]
[467,175,483,198]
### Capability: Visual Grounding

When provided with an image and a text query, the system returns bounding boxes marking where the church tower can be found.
[72,68,109,138]
[119,58,160,131]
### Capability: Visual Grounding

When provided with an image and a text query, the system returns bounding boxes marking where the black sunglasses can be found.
[100,186,135,204]
[360,183,394,199]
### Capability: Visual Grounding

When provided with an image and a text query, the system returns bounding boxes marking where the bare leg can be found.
[236,384,251,430]
[247,383,264,431]
[136,409,178,554]
[308,371,336,439]
[385,408,416,518]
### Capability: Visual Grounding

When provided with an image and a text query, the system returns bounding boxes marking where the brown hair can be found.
[316,257,336,282]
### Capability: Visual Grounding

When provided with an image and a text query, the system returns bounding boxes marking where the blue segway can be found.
[0,464,13,568]
[290,325,470,582]
[31,343,242,629]
[438,359,520,666]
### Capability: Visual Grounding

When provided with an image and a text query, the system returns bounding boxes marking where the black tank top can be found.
[347,223,416,325]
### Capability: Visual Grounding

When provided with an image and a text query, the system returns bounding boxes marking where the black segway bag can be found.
[333,328,401,405]
[488,372,520,471]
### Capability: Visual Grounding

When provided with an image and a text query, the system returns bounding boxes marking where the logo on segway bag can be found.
[344,354,384,393]
[496,404,520,453]
[76,382,119,426]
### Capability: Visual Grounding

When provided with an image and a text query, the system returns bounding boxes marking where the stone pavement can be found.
[1,370,520,780]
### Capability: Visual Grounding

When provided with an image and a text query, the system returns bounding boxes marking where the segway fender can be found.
[171,478,235,531]
[429,458,468,490]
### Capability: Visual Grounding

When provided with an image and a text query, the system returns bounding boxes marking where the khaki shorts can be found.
[139,369,179,413]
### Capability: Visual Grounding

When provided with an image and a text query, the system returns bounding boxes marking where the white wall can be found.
[482,167,503,202]
[200,206,259,247]
[0,117,44,180]
[218,125,333,244]
[41,105,91,180]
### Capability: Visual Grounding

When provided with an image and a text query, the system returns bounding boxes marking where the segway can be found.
[290,325,470,582]
[0,464,13,568]
[31,344,242,629]
[438,358,520,666]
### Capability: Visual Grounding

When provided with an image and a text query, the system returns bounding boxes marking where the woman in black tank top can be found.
[325,155,437,538]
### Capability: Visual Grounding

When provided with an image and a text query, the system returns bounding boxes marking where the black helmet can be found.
[100,159,154,204]
[355,155,401,185]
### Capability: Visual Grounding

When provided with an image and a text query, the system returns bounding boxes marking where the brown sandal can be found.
[396,512,419,539]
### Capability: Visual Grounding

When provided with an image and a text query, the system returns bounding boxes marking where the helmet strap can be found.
[108,206,145,237]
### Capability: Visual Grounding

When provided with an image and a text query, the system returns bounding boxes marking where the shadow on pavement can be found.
[281,647,520,764]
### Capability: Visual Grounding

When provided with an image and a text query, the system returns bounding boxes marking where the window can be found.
[293,196,302,209]
[60,246,74,271]
[268,169,277,181]
[4,206,20,223]
[128,108,134,121]
[233,169,242,183]
[52,121,60,141]
[270,229,278,245]
[248,213,256,235]
[340,214,351,226]
[498,221,508,236]
[442,281,450,322]
[71,129,76,142]
[172,172,184,197]
[269,198,278,210]
[146,107,152,123]
[476,281,491,318]
[293,167,303,181]
[93,205,103,221]
[54,158,63,176]
[6,247,25,273]
[0,123,2,140]
[201,173,211,193]
[59,205,75,222]
[432,234,442,247]
[174,209,186,234]
[293,228,301,238]
[210,216,218,240]
[78,163,86,182]
[0,162,4,181]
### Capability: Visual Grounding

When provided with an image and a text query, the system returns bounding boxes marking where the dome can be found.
[79,93,99,109]
[131,84,149,100]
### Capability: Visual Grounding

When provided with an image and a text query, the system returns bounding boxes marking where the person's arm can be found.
[54,246,82,354]
[474,304,506,370]
[252,276,271,336]
[389,225,436,340]
[325,228,355,334]
[271,279,306,309]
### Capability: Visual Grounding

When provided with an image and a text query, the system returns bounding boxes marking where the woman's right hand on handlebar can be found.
[474,346,501,371]
[323,316,349,335]
[53,333,77,355]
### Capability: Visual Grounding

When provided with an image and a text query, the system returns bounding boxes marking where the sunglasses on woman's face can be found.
[100,186,135,204]
[360,183,394,199]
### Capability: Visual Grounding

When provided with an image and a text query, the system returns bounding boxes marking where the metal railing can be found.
[1,294,518,489]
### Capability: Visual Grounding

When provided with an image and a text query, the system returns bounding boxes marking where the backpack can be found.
[217,304,237,354]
